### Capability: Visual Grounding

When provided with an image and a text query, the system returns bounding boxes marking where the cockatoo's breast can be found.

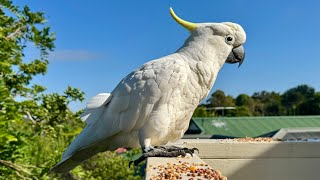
[125,53,217,145]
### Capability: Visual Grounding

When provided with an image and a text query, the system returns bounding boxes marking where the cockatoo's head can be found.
[170,8,246,67]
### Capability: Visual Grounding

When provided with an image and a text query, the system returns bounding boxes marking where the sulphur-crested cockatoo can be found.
[51,8,246,173]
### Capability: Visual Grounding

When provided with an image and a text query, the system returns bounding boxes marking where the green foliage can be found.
[195,84,320,117]
[282,84,315,115]
[77,151,142,180]
[236,94,253,107]
[234,106,252,116]
[252,91,283,116]
[206,90,235,116]
[299,92,320,115]
[0,1,142,179]
[192,106,209,117]
[207,90,235,107]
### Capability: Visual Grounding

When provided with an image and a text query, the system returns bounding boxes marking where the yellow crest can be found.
[170,7,198,31]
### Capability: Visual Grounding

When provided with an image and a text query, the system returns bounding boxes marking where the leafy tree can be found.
[206,90,235,116]
[207,90,235,107]
[0,0,56,176]
[236,94,253,107]
[298,92,320,115]
[193,106,209,117]
[234,106,252,116]
[193,84,320,117]
[78,150,142,180]
[0,1,141,179]
[235,94,254,116]
[282,84,315,115]
[252,91,282,116]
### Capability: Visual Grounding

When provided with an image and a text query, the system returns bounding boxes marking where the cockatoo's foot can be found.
[129,146,199,167]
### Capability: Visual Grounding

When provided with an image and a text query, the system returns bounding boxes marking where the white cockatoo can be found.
[51,8,246,173]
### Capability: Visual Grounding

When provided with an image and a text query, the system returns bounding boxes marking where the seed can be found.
[215,170,222,176]
[220,176,227,180]
[189,166,197,171]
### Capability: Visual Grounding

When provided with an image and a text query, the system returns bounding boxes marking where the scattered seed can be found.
[149,159,226,180]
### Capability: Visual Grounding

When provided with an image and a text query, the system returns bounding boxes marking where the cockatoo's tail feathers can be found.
[80,93,112,125]
[50,141,103,173]
[170,7,198,31]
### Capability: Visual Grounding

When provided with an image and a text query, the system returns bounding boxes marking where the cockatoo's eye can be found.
[225,35,234,45]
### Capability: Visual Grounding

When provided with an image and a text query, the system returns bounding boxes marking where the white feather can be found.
[80,93,112,125]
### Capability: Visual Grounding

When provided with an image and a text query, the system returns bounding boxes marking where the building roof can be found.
[191,116,320,138]
[272,127,320,141]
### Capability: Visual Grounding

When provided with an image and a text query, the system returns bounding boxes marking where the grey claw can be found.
[192,148,199,154]
[184,148,193,156]
[129,161,134,168]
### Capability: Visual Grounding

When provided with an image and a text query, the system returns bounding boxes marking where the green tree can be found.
[0,1,86,178]
[252,91,282,116]
[193,106,209,117]
[298,92,320,115]
[282,84,315,115]
[0,1,141,179]
[201,84,320,117]
[0,0,56,176]
[235,94,254,116]
[207,90,235,107]
[236,94,253,107]
[207,90,235,116]
[234,106,252,116]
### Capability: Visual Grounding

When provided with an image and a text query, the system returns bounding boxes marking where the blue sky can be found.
[17,0,320,110]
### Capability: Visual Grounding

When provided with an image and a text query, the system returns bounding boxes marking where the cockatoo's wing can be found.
[51,55,189,173]
[80,93,112,125]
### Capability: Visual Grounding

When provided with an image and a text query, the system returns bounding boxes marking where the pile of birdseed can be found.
[235,137,274,142]
[147,161,227,180]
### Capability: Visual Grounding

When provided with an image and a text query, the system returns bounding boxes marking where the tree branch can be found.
[0,159,38,180]
[15,171,33,180]
[5,27,21,40]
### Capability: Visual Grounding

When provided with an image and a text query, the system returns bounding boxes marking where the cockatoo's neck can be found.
[176,33,228,68]
[177,34,231,71]
[175,33,229,98]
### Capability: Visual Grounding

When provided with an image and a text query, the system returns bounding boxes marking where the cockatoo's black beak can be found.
[226,45,245,67]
